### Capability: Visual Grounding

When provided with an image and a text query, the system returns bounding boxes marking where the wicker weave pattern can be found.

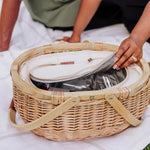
[10,42,150,141]
[13,81,150,141]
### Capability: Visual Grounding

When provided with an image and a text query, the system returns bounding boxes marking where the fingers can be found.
[114,38,143,69]
[56,36,80,43]
[56,32,81,43]
[63,36,70,41]
[120,51,142,69]
[115,39,130,62]
[119,53,139,69]
[114,47,134,69]
[56,36,70,42]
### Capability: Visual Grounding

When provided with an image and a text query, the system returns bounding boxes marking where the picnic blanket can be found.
[0,1,150,150]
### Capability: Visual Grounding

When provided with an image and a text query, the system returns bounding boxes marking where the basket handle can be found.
[9,97,80,131]
[9,94,142,130]
[105,94,142,126]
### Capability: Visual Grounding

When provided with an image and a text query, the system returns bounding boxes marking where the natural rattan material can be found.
[9,41,150,141]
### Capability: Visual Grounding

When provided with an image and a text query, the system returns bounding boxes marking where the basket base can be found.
[32,123,130,141]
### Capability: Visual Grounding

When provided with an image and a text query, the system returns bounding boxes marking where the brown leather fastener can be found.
[60,61,74,65]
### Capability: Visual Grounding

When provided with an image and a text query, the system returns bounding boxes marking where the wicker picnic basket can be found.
[9,41,150,141]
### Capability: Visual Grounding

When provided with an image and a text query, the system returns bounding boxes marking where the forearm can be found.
[73,0,102,36]
[114,2,150,69]
[0,0,21,51]
[129,1,150,47]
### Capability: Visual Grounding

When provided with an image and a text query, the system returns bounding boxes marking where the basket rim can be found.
[10,42,150,100]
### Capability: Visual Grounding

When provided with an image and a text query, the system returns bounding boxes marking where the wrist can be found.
[129,34,144,48]
[72,25,84,37]
[0,39,10,51]
[72,30,81,38]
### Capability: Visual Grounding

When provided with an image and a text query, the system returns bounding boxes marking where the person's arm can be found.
[114,1,150,69]
[59,0,102,42]
[0,0,22,52]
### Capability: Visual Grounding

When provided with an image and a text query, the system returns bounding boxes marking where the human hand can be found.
[113,36,143,69]
[56,33,81,43]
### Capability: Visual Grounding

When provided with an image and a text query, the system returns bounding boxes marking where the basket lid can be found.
[29,52,128,91]
[29,52,117,83]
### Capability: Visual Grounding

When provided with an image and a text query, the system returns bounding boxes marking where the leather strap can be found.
[9,97,80,131]
[105,94,142,126]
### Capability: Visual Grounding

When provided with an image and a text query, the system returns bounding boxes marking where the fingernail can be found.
[113,64,120,70]
[113,64,117,69]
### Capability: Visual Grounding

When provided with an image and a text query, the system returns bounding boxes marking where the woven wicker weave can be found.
[9,41,150,141]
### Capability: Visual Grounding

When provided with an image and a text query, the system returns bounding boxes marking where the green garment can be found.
[23,0,81,27]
